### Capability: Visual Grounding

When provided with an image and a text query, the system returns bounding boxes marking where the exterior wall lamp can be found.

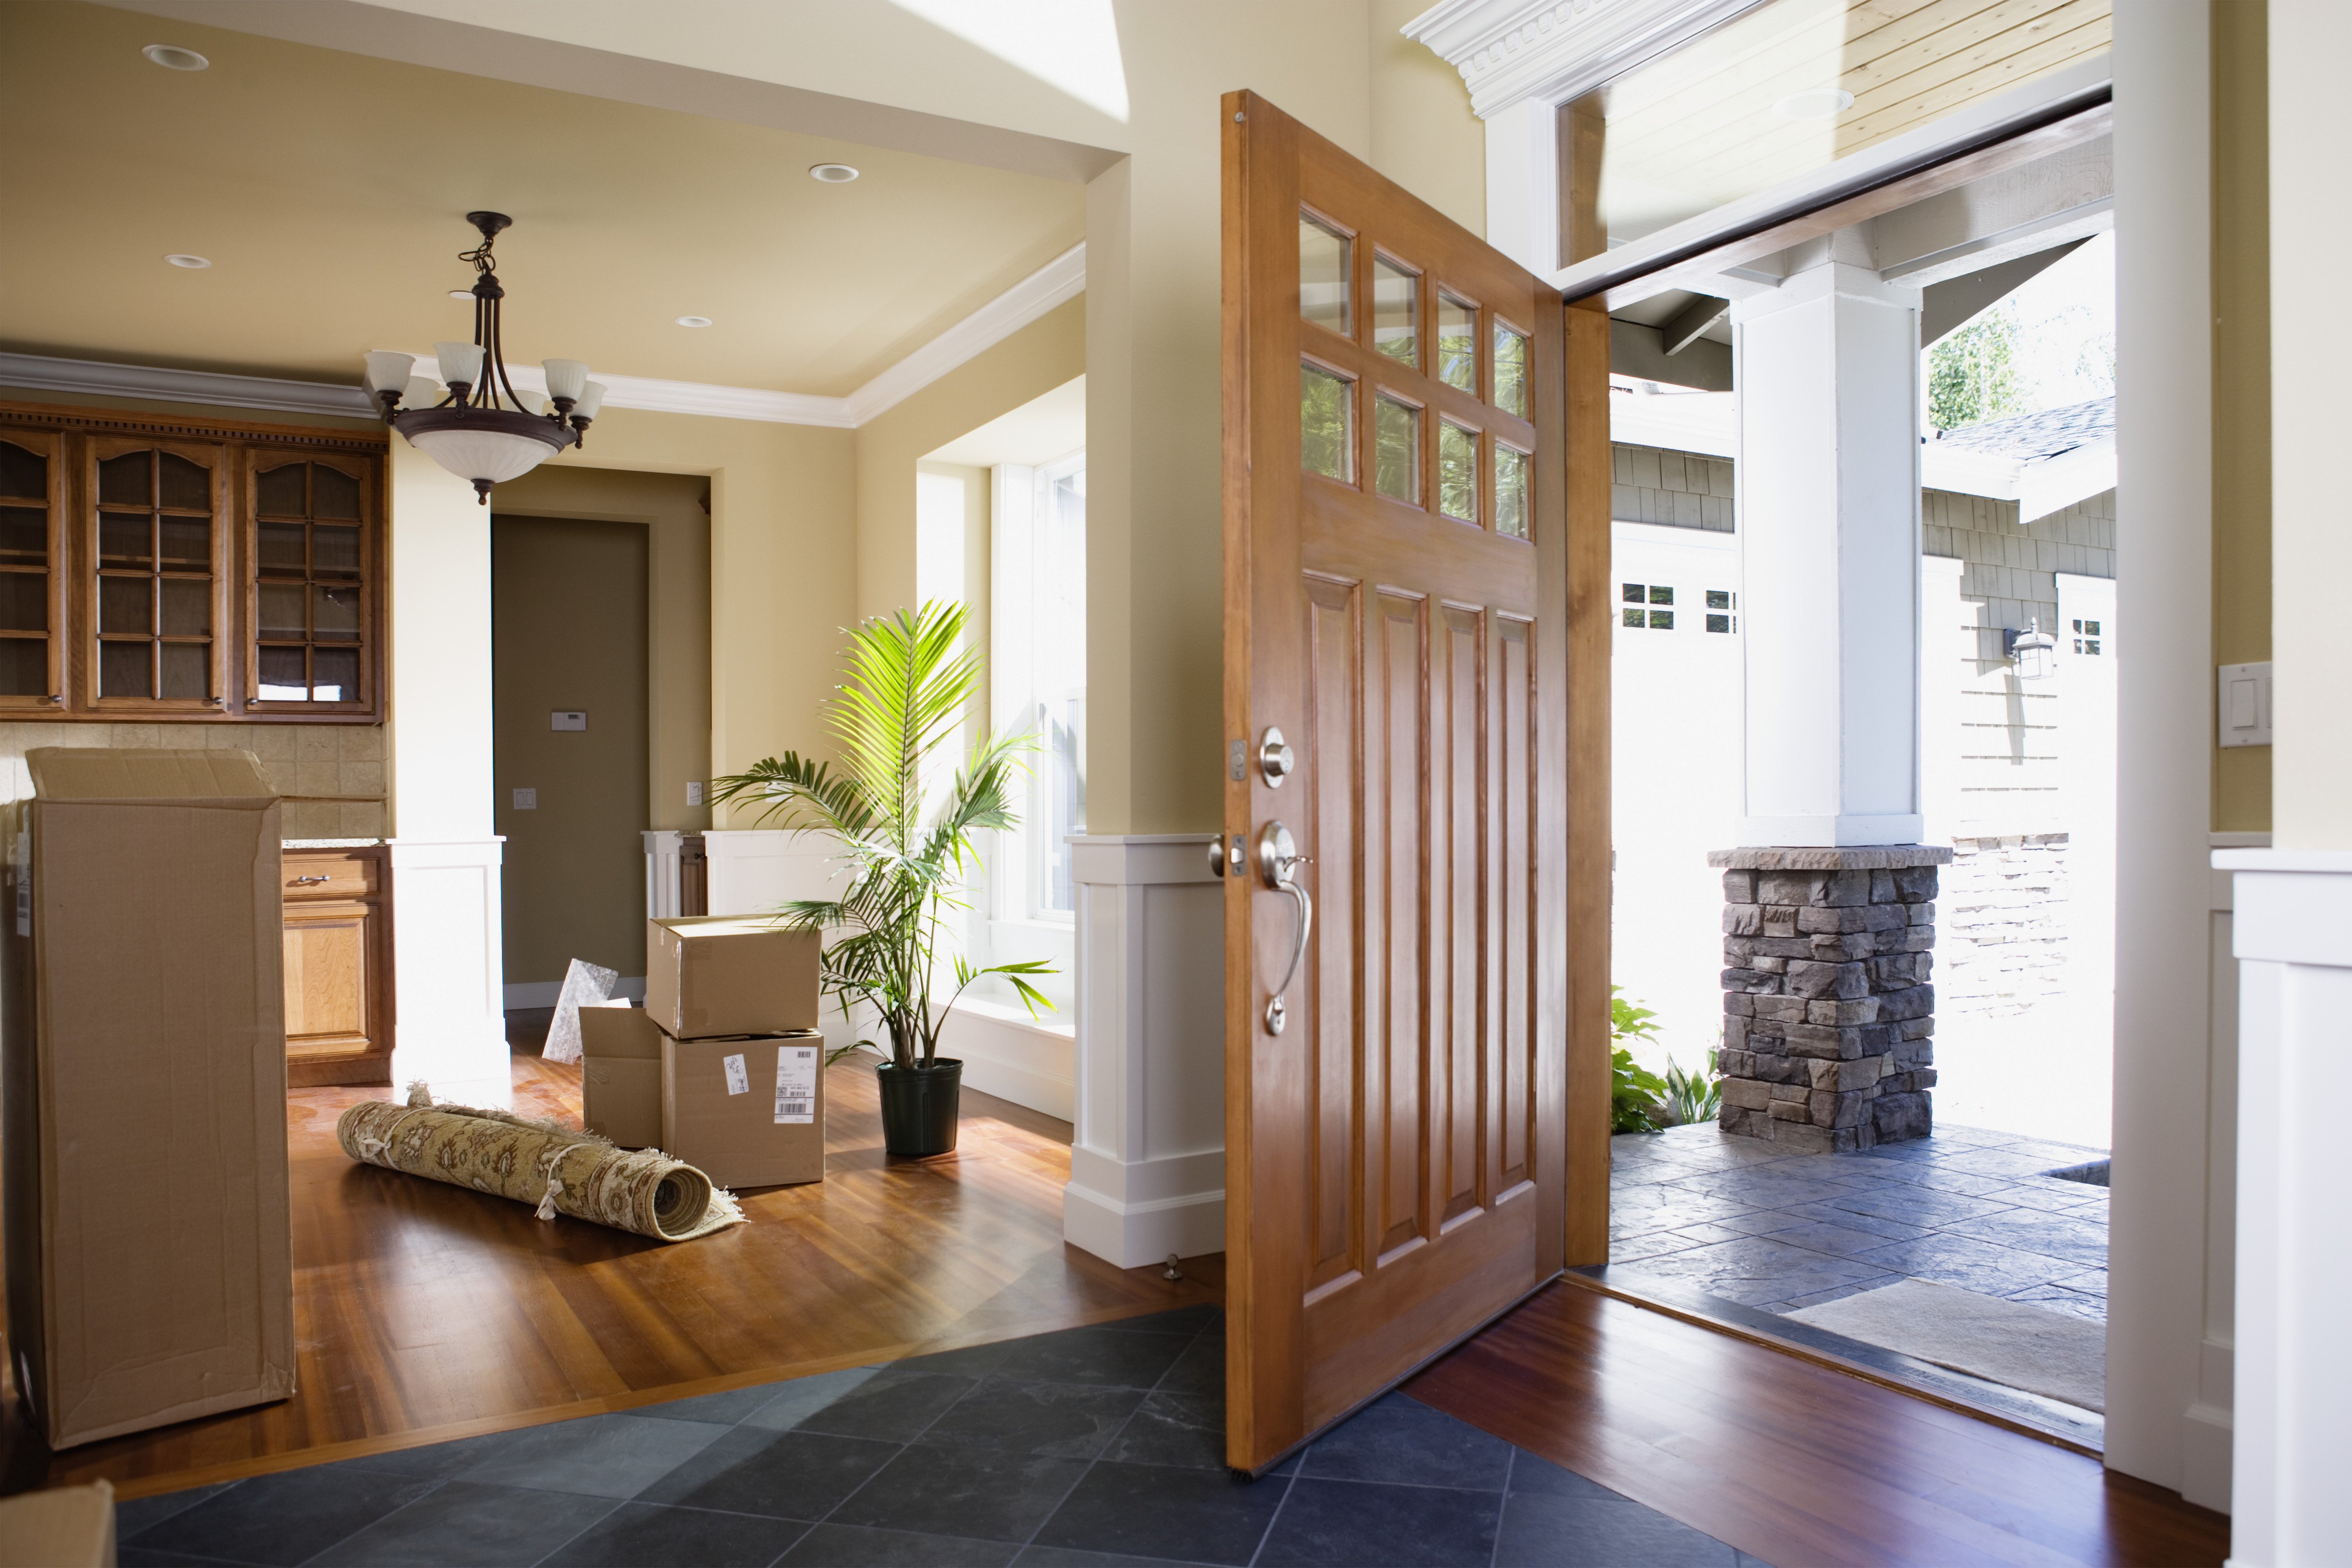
[356,212,604,504]
[2003,618,2057,680]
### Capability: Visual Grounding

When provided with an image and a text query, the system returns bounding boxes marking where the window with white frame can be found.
[991,452,1086,921]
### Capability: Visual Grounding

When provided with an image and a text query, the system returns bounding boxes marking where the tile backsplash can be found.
[0,723,387,839]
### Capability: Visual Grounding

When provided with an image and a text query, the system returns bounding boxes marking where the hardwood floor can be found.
[1406,1278,2230,1568]
[0,1056,1219,1501]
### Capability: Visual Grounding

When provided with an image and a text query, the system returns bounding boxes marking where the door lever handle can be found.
[1256,821,1313,1035]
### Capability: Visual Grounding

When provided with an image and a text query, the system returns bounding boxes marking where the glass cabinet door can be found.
[86,437,227,710]
[0,428,63,710]
[245,453,375,712]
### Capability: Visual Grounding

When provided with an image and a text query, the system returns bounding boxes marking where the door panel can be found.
[1222,90,1606,1473]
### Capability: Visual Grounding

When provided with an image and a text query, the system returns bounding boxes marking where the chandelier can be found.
[359,211,604,504]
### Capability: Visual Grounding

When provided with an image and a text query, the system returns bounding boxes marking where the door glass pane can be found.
[1494,324,1531,418]
[0,572,46,632]
[160,642,208,700]
[0,638,45,696]
[1374,395,1421,504]
[158,452,209,511]
[313,646,359,703]
[1301,363,1355,482]
[0,441,44,501]
[259,645,308,700]
[1299,213,1351,335]
[1495,445,1530,539]
[1373,258,1418,366]
[100,640,151,698]
[259,582,306,641]
[312,525,360,578]
[312,465,361,520]
[159,516,209,567]
[99,575,151,634]
[0,507,46,562]
[161,577,211,636]
[259,522,306,575]
[312,584,361,642]
[99,513,151,567]
[1437,293,1477,392]
[98,451,150,506]
[1438,420,1479,523]
[257,464,308,517]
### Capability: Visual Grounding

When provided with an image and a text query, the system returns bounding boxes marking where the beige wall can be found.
[493,465,711,832]
[2213,0,2272,834]
[1370,0,1486,236]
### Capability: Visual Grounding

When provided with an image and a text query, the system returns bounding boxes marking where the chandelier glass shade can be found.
[360,212,605,504]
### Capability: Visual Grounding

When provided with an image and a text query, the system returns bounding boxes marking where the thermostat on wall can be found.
[550,711,587,731]
[2218,662,2272,748]
[512,788,539,810]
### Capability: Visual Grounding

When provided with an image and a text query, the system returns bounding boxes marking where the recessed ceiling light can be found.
[449,289,474,300]
[1772,87,1854,122]
[675,315,714,328]
[163,254,212,269]
[142,43,209,71]
[809,163,860,183]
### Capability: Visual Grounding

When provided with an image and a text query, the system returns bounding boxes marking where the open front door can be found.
[1221,90,1609,1473]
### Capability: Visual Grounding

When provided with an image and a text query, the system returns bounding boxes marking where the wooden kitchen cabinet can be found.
[283,844,393,1087]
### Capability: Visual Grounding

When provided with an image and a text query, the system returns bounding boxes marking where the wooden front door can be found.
[1222,90,1610,1473]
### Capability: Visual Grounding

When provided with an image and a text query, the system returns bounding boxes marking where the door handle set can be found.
[1210,729,1314,1033]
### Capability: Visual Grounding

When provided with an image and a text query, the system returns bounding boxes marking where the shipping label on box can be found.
[775,1043,818,1123]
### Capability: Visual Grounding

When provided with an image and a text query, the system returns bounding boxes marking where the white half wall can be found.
[387,839,509,1107]
[1063,834,1225,1268]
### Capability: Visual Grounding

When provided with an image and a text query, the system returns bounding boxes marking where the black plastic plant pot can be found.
[875,1057,963,1157]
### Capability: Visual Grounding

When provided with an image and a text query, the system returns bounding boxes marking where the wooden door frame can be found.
[1220,89,1614,1471]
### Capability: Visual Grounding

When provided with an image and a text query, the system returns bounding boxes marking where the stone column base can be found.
[1710,845,1953,1153]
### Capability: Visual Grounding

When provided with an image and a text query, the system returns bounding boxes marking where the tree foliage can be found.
[1927,304,2023,431]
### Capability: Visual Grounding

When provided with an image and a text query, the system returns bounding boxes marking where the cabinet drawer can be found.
[282,853,377,900]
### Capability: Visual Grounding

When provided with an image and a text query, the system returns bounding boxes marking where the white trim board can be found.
[0,243,1083,432]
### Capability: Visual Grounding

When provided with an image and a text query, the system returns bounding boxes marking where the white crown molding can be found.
[0,352,377,420]
[1402,0,1767,118]
[2,242,1085,432]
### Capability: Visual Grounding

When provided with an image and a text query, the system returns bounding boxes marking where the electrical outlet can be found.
[512,787,538,810]
[550,710,587,731]
[686,781,705,807]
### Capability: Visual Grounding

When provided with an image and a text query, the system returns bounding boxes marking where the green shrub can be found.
[1609,987,1668,1134]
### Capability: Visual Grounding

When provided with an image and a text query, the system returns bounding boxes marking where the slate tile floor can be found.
[1607,1121,2111,1323]
[116,1307,1765,1568]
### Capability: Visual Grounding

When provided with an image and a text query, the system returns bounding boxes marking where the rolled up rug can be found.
[337,1086,743,1242]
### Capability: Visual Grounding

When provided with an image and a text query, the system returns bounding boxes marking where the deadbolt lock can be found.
[1258,726,1295,787]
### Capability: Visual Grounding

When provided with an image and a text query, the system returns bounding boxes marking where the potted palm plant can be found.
[707,602,1053,1157]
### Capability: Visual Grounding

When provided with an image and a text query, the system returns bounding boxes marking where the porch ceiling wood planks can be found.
[0,1057,1217,1501]
[1406,1279,2228,1568]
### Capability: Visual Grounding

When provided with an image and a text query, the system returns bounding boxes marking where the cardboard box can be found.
[579,1001,663,1148]
[645,916,821,1040]
[661,1030,826,1189]
[0,1479,115,1568]
[2,749,293,1450]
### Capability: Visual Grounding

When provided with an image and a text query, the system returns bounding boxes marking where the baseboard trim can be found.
[503,977,646,1010]
[1063,1180,1227,1271]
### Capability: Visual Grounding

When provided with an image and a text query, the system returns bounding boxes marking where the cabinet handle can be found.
[292,874,331,885]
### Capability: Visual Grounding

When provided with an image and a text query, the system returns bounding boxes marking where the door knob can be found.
[1257,821,1313,1035]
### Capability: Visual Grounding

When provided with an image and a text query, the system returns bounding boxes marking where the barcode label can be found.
[775,1045,818,1124]
[722,1053,749,1096]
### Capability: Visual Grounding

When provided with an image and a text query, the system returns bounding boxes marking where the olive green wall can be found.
[491,512,649,985]
[2212,0,2271,833]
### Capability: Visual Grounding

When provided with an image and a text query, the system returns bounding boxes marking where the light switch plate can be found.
[686,781,705,807]
[2218,661,2272,748]
[512,787,539,810]
[551,710,587,731]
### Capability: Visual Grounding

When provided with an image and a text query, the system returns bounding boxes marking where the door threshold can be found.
[1561,1267,2105,1456]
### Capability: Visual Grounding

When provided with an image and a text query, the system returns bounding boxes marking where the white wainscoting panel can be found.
[947,995,1076,1121]
[387,838,511,1108]
[1062,834,1225,1268]
[2212,848,2352,1562]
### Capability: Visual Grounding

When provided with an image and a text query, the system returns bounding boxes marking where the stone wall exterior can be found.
[1711,845,1954,1152]
[1941,832,2070,1018]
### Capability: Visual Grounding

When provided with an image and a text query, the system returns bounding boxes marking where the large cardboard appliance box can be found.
[1,749,293,1449]
[579,1001,662,1148]
[645,916,820,1040]
[661,1030,825,1189]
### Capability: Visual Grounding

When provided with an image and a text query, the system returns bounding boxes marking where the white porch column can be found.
[1733,247,1925,847]
[384,439,509,1106]
[1062,834,1225,1268]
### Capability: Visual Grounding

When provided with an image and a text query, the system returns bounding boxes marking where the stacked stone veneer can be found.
[1710,845,1955,1152]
